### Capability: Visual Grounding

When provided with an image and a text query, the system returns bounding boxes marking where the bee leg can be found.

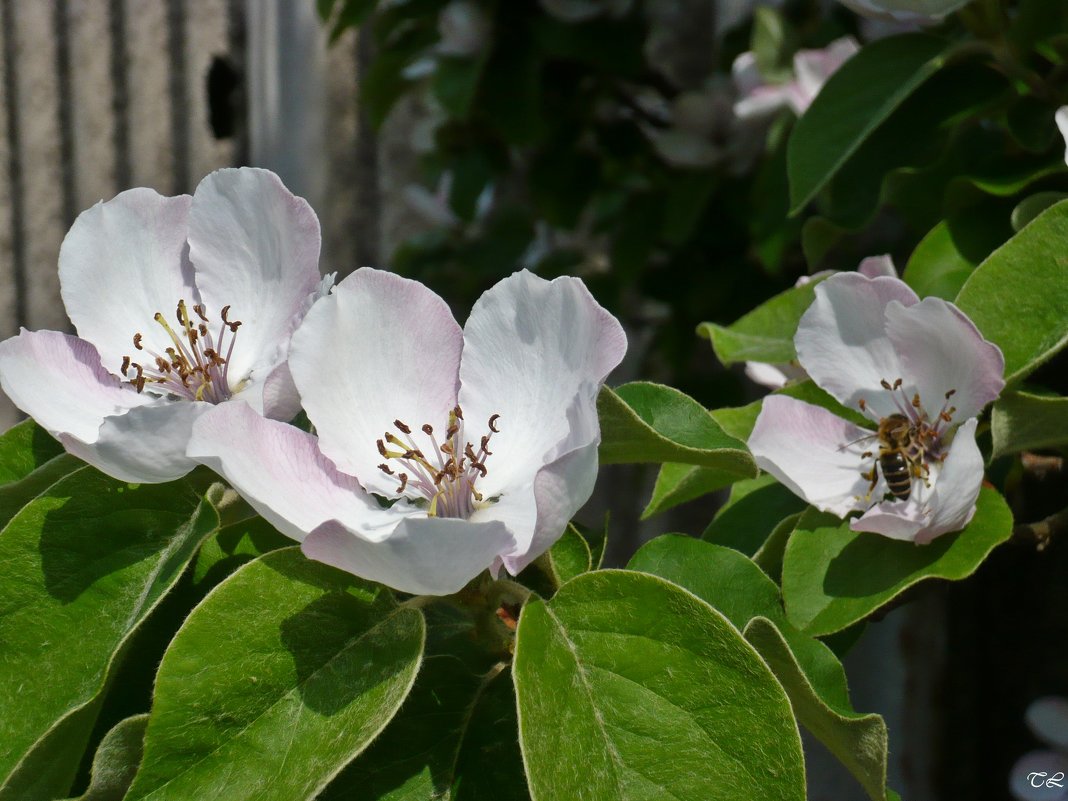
[861,467,878,502]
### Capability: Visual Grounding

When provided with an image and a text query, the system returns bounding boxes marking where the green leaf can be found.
[514,570,806,801]
[641,463,740,519]
[0,421,81,531]
[697,278,821,367]
[787,34,949,212]
[782,487,1013,636]
[65,715,148,801]
[955,200,1068,385]
[991,390,1068,459]
[0,470,218,798]
[1012,192,1068,232]
[702,474,808,557]
[597,383,757,476]
[329,0,377,41]
[547,524,593,585]
[190,514,291,594]
[627,536,888,801]
[902,220,979,301]
[743,618,888,801]
[432,55,485,120]
[0,419,64,483]
[322,660,529,801]
[124,548,424,801]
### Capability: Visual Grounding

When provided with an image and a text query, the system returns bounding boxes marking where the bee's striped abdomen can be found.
[879,451,911,500]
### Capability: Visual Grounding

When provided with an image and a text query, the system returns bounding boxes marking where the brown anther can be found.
[473,489,483,502]
[441,441,454,456]
[480,435,493,456]
[121,355,131,374]
[912,393,921,408]
[453,405,464,420]
[861,450,872,459]
[199,323,208,336]
[465,443,479,463]
[421,424,433,436]
[133,332,143,350]
[193,304,208,322]
[377,439,388,457]
[402,450,420,460]
[378,463,394,475]
[859,399,867,412]
[446,424,459,439]
[394,420,412,435]
[945,389,957,399]
[397,473,408,493]
[940,412,952,422]
[893,378,903,389]
[472,461,488,477]
[488,413,500,433]
[880,379,892,390]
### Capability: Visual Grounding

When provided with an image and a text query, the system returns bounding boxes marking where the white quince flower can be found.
[188,268,627,595]
[733,37,859,120]
[748,272,1004,543]
[0,168,322,483]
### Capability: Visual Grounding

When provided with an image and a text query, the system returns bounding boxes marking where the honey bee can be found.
[865,413,926,501]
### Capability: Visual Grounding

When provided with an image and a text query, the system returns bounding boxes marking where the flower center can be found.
[854,378,958,503]
[120,300,243,403]
[376,405,500,519]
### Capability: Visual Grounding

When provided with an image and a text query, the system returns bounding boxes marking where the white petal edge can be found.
[0,329,153,444]
[187,168,321,396]
[302,516,517,596]
[457,270,626,498]
[886,296,1005,422]
[187,401,396,542]
[795,272,920,421]
[58,189,195,372]
[288,267,464,494]
[1058,107,1068,166]
[748,395,883,518]
[63,402,206,484]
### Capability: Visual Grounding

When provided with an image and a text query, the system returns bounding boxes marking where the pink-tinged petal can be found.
[289,268,463,494]
[1057,107,1068,166]
[837,0,971,24]
[187,168,321,393]
[58,188,194,372]
[1027,697,1068,751]
[0,329,152,443]
[886,297,1005,421]
[795,272,920,421]
[302,516,516,596]
[259,361,302,422]
[918,417,983,543]
[748,395,882,518]
[731,51,763,97]
[734,85,793,120]
[63,402,206,484]
[505,439,600,575]
[857,254,898,278]
[850,499,926,542]
[457,271,626,497]
[792,37,858,110]
[187,402,395,542]
[1009,750,1068,801]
